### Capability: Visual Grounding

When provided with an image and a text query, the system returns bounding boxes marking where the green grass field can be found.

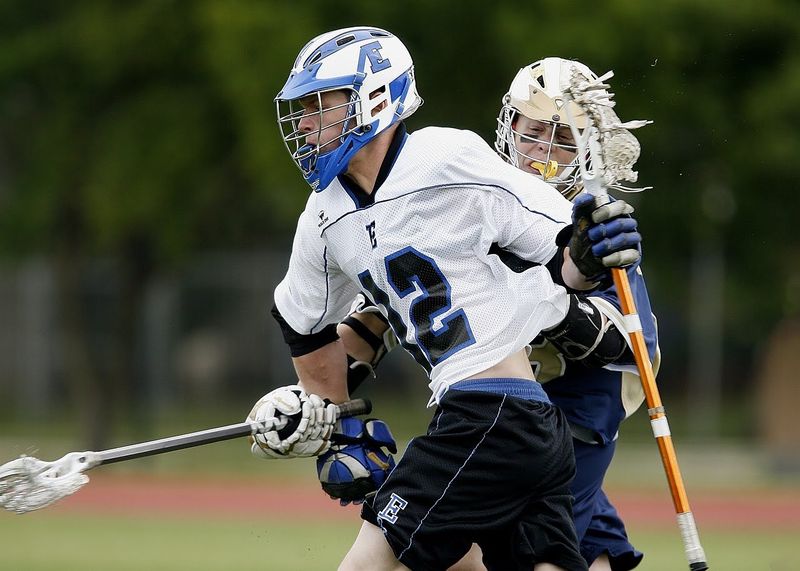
[1,511,798,570]
[2,403,799,570]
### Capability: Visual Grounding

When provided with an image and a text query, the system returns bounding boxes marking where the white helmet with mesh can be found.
[276,27,423,192]
[495,57,601,200]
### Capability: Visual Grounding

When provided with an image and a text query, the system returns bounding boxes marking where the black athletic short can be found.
[362,378,587,571]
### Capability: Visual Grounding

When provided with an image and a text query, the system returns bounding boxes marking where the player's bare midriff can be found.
[466,348,536,382]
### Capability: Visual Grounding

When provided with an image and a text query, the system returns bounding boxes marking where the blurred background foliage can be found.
[0,0,798,460]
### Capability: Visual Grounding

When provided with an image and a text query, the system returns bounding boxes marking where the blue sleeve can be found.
[589,258,658,363]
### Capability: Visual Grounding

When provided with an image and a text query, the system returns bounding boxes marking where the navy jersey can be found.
[530,260,659,445]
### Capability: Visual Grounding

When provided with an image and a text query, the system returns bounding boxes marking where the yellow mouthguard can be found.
[530,160,559,180]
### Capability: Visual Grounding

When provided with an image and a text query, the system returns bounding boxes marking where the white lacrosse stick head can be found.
[561,67,652,197]
[0,451,99,514]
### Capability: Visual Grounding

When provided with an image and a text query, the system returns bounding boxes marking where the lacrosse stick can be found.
[0,398,372,515]
[563,70,709,571]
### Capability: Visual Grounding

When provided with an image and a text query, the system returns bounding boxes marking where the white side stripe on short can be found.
[397,394,507,561]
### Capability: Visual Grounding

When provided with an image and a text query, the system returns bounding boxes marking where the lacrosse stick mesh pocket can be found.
[0,456,89,514]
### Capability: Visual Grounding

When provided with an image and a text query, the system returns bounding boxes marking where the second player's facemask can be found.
[495,57,604,201]
[497,104,583,200]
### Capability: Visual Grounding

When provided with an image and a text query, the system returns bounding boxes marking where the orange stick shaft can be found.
[611,267,692,513]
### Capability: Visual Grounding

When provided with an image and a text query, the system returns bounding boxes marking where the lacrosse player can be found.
[492,57,657,571]
[339,57,656,571]
[248,27,641,571]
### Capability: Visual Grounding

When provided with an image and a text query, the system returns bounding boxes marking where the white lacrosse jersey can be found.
[275,126,573,403]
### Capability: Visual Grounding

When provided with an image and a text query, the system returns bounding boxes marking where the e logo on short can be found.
[377,493,408,524]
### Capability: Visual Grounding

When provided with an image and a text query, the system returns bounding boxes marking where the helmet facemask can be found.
[277,89,364,191]
[495,57,601,201]
[496,100,583,200]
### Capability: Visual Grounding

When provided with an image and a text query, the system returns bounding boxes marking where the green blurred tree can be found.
[0,0,798,445]
[0,0,316,446]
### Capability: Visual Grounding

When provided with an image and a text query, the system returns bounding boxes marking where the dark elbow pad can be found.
[340,313,392,394]
[542,294,631,367]
[271,304,338,357]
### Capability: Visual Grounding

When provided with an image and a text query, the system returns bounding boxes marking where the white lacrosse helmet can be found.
[495,57,600,200]
[276,27,423,192]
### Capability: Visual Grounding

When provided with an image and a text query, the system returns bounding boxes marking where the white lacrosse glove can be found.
[247,385,338,459]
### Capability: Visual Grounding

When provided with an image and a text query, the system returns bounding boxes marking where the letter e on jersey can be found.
[366,220,377,248]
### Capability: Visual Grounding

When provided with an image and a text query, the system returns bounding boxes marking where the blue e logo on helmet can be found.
[360,41,391,73]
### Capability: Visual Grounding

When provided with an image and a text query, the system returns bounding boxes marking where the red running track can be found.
[45,474,800,530]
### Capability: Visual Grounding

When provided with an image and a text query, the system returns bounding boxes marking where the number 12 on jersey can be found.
[358,247,475,371]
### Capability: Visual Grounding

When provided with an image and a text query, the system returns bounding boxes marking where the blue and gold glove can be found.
[316,417,397,506]
[568,193,642,279]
